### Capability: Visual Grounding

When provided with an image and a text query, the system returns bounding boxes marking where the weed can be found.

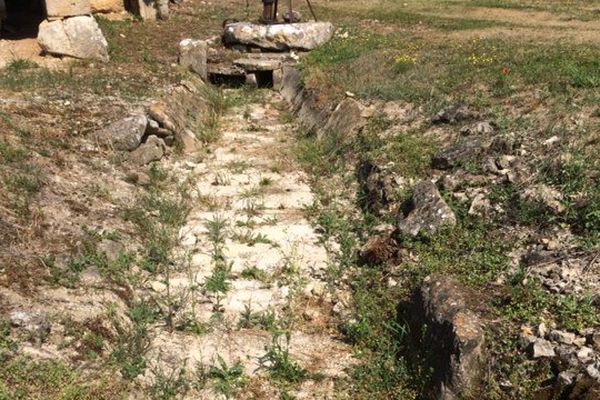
[148,361,190,400]
[259,176,273,186]
[239,266,270,283]
[204,262,232,296]
[111,301,156,380]
[206,355,245,398]
[238,304,277,330]
[232,231,273,246]
[226,160,252,174]
[0,321,16,359]
[258,332,306,384]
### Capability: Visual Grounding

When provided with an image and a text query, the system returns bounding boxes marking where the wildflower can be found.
[394,54,417,65]
[500,66,509,74]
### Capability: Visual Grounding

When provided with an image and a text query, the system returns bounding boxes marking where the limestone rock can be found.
[179,38,208,80]
[280,66,333,133]
[356,159,403,216]
[531,338,556,358]
[549,330,577,345]
[38,16,109,62]
[234,57,282,71]
[128,0,157,20]
[431,140,482,170]
[90,0,125,13]
[10,310,50,343]
[397,181,456,237]
[157,0,169,20]
[468,193,492,217]
[460,121,495,136]
[432,104,477,124]
[129,136,165,165]
[521,184,565,214]
[413,275,485,400]
[147,76,207,154]
[45,0,91,18]
[322,97,364,139]
[223,22,334,51]
[95,114,148,151]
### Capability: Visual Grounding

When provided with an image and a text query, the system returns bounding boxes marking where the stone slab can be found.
[223,22,334,51]
[234,57,282,71]
[45,0,91,18]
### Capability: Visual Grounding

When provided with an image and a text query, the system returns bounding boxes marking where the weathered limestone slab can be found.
[179,38,208,80]
[45,0,91,19]
[38,16,110,62]
[90,0,125,13]
[233,58,282,71]
[280,66,333,133]
[223,22,334,51]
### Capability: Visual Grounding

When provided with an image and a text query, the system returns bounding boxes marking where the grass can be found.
[303,25,600,105]
[0,358,126,400]
[290,2,600,396]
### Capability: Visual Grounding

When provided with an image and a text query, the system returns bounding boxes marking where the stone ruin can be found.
[0,0,171,62]
[179,21,334,89]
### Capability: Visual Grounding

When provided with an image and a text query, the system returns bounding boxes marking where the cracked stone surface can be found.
[145,91,354,398]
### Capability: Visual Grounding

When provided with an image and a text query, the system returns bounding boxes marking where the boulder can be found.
[223,22,334,51]
[412,275,485,399]
[179,38,208,80]
[431,140,482,170]
[45,0,91,19]
[129,136,165,165]
[38,16,110,62]
[95,114,148,151]
[397,181,456,237]
[90,0,125,13]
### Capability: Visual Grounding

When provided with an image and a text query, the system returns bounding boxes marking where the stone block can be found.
[45,0,91,18]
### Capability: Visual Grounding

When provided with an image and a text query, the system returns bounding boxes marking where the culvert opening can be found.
[208,70,274,89]
[1,0,45,39]
[209,73,246,87]
[254,70,274,88]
